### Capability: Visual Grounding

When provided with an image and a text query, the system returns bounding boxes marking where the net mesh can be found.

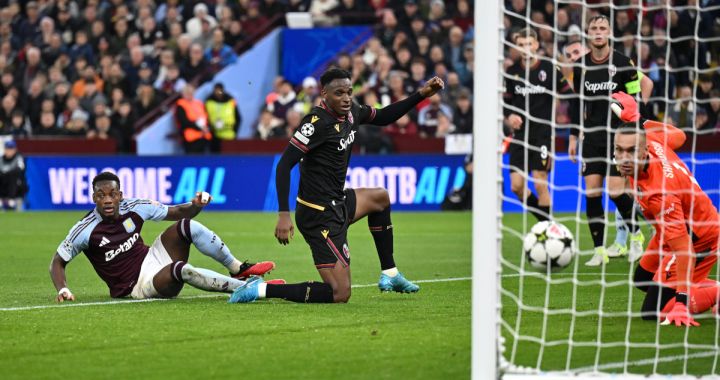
[498,0,720,377]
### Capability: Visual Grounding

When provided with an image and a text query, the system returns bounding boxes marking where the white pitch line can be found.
[0,276,472,312]
[573,350,720,373]
[501,273,630,278]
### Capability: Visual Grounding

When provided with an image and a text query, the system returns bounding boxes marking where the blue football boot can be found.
[228,276,264,303]
[378,272,420,293]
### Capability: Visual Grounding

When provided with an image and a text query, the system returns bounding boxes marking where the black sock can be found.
[368,207,396,270]
[526,193,549,222]
[266,282,334,303]
[611,193,640,234]
[586,196,605,248]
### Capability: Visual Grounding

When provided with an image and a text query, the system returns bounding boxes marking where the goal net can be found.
[476,0,720,378]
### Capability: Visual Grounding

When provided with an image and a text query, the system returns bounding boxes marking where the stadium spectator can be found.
[261,0,290,19]
[418,94,453,137]
[194,18,214,49]
[5,110,29,138]
[20,46,44,93]
[59,96,90,136]
[36,111,61,136]
[24,78,45,128]
[310,0,339,27]
[283,108,303,139]
[384,114,419,138]
[185,3,217,41]
[205,28,238,72]
[175,84,211,154]
[87,114,121,143]
[181,43,210,83]
[0,94,18,129]
[112,100,137,153]
[443,26,466,72]
[69,30,94,65]
[242,2,269,37]
[255,108,285,140]
[0,140,26,211]
[224,20,246,47]
[268,80,297,120]
[296,76,320,115]
[155,64,186,97]
[134,82,163,120]
[205,83,241,152]
[667,86,696,130]
[453,89,473,134]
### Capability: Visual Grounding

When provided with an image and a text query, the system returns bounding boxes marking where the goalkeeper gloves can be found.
[661,299,699,327]
[610,91,640,122]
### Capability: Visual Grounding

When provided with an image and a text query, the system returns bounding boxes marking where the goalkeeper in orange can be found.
[612,91,720,327]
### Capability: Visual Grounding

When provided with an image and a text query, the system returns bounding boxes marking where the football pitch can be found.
[0,211,471,379]
[3,211,718,378]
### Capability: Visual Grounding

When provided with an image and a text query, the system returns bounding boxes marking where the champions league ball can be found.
[523,221,576,271]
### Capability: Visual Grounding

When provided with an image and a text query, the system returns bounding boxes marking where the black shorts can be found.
[508,140,551,173]
[295,189,357,269]
[581,141,621,177]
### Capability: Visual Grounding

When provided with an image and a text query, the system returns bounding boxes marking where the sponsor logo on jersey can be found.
[608,64,617,77]
[584,81,618,92]
[656,203,676,219]
[293,131,309,144]
[342,243,350,259]
[105,232,139,261]
[301,123,315,137]
[538,69,547,82]
[123,218,136,233]
[99,236,110,247]
[514,84,546,96]
[338,130,356,151]
[321,229,329,239]
[310,115,319,123]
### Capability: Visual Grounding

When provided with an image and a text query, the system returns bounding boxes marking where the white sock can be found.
[257,282,267,299]
[382,267,399,277]
[228,259,243,275]
[180,263,244,293]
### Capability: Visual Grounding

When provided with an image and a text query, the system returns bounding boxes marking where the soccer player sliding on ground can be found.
[50,172,277,302]
[612,92,720,327]
[228,68,444,304]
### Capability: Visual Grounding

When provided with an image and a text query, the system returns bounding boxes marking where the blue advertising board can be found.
[25,155,468,211]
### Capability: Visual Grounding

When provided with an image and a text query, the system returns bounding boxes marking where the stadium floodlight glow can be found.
[477,0,720,379]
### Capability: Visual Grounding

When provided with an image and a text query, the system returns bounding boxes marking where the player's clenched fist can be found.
[419,76,445,98]
[192,191,212,207]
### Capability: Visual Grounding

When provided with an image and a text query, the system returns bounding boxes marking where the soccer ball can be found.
[522,221,576,271]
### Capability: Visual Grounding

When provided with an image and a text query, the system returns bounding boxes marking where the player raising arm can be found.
[228,68,443,304]
[612,92,720,327]
[50,172,277,302]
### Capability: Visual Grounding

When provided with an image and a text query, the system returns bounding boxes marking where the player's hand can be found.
[191,191,212,207]
[610,91,640,122]
[661,302,699,327]
[568,135,578,163]
[419,76,445,97]
[275,211,294,245]
[55,288,75,303]
[507,114,523,130]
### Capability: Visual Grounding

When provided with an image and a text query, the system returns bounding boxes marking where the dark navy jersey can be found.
[572,50,640,144]
[57,199,168,298]
[288,100,376,204]
[504,59,571,142]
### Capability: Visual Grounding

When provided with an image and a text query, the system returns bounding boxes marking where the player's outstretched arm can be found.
[165,191,212,221]
[275,146,303,245]
[49,253,75,302]
[370,77,445,126]
[611,91,686,149]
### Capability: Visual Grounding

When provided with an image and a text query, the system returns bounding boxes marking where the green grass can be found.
[0,211,471,380]
[501,213,720,377]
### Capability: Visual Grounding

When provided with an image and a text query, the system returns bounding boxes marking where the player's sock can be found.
[586,196,605,248]
[264,281,334,303]
[525,193,549,222]
[614,208,629,246]
[171,261,244,293]
[382,267,399,277]
[690,286,720,314]
[368,206,396,270]
[611,194,640,234]
[180,219,242,273]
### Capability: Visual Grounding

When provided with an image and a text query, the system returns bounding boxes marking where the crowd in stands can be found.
[256,0,475,153]
[503,0,720,134]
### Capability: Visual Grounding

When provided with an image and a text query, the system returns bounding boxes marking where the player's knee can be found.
[333,286,351,303]
[510,182,524,196]
[374,188,390,209]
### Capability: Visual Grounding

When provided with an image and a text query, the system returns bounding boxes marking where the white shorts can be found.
[130,236,173,299]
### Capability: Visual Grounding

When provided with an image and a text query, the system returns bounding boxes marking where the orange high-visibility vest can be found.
[176,98,212,142]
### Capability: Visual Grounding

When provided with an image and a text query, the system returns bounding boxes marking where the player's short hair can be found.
[320,68,351,88]
[587,15,610,28]
[514,27,538,42]
[92,171,120,190]
[616,122,647,142]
